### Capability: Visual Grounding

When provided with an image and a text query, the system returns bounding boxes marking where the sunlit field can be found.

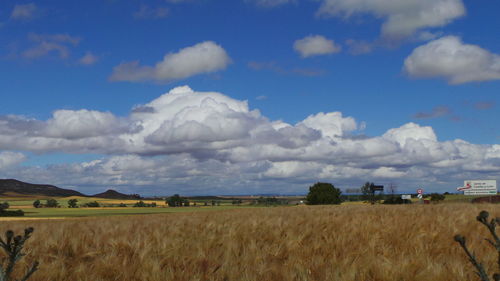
[2,203,499,281]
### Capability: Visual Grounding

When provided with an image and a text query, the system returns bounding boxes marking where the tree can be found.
[306,182,342,205]
[68,199,78,208]
[383,197,411,204]
[167,194,188,207]
[83,201,100,207]
[0,202,24,217]
[33,200,41,208]
[0,202,9,212]
[45,199,59,208]
[361,182,382,204]
[430,193,445,202]
[133,201,156,207]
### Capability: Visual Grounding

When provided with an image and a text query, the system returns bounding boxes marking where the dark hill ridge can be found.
[0,179,85,197]
[0,179,141,199]
[92,189,141,200]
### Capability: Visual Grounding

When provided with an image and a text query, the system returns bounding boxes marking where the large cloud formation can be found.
[0,86,498,194]
[317,0,465,40]
[404,36,500,84]
[109,41,231,83]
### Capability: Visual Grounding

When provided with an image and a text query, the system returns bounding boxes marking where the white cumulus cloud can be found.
[294,35,341,58]
[404,36,500,84]
[0,86,498,194]
[317,0,465,40]
[109,41,231,83]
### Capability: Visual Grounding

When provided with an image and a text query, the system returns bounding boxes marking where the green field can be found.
[0,193,493,219]
[0,195,260,218]
[19,206,245,218]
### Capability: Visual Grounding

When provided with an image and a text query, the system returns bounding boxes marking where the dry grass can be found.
[2,203,500,281]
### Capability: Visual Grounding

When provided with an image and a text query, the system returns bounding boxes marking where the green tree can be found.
[133,201,146,207]
[83,201,100,207]
[67,199,78,208]
[167,194,188,207]
[0,202,9,212]
[33,200,41,208]
[306,182,342,205]
[45,199,59,208]
[430,193,445,202]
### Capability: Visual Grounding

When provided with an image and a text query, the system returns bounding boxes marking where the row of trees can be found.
[306,182,448,205]
[0,202,24,216]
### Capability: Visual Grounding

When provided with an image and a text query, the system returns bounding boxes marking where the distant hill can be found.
[0,179,86,197]
[92,189,142,200]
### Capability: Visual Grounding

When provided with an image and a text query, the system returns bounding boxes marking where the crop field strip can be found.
[1,203,499,281]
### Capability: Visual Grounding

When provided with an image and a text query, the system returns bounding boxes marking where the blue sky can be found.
[0,0,499,195]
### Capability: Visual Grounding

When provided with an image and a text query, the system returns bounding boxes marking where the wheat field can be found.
[2,203,500,281]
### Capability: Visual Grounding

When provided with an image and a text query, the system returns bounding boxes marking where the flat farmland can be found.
[18,205,245,218]
[2,203,499,281]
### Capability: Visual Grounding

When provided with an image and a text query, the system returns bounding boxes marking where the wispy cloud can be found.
[10,3,38,21]
[248,61,325,76]
[133,5,169,20]
[474,101,495,110]
[247,0,296,8]
[317,0,465,40]
[79,52,99,65]
[22,33,81,59]
[413,106,451,119]
[345,39,373,55]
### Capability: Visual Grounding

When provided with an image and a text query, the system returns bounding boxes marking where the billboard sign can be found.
[457,180,497,195]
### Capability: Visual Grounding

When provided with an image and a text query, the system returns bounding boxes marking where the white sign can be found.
[417,194,423,199]
[401,195,411,200]
[458,180,497,196]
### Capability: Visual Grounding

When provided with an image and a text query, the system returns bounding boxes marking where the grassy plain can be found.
[19,205,244,218]
[1,203,499,281]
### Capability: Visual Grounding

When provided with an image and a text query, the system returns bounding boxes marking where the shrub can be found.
[32,200,41,208]
[0,202,24,217]
[83,201,100,208]
[134,201,147,207]
[118,203,127,207]
[133,201,157,207]
[0,202,9,212]
[68,199,78,208]
[167,194,188,207]
[383,197,412,204]
[45,199,59,208]
[0,210,24,217]
[0,227,39,280]
[430,193,445,202]
[306,182,342,205]
[454,210,500,280]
